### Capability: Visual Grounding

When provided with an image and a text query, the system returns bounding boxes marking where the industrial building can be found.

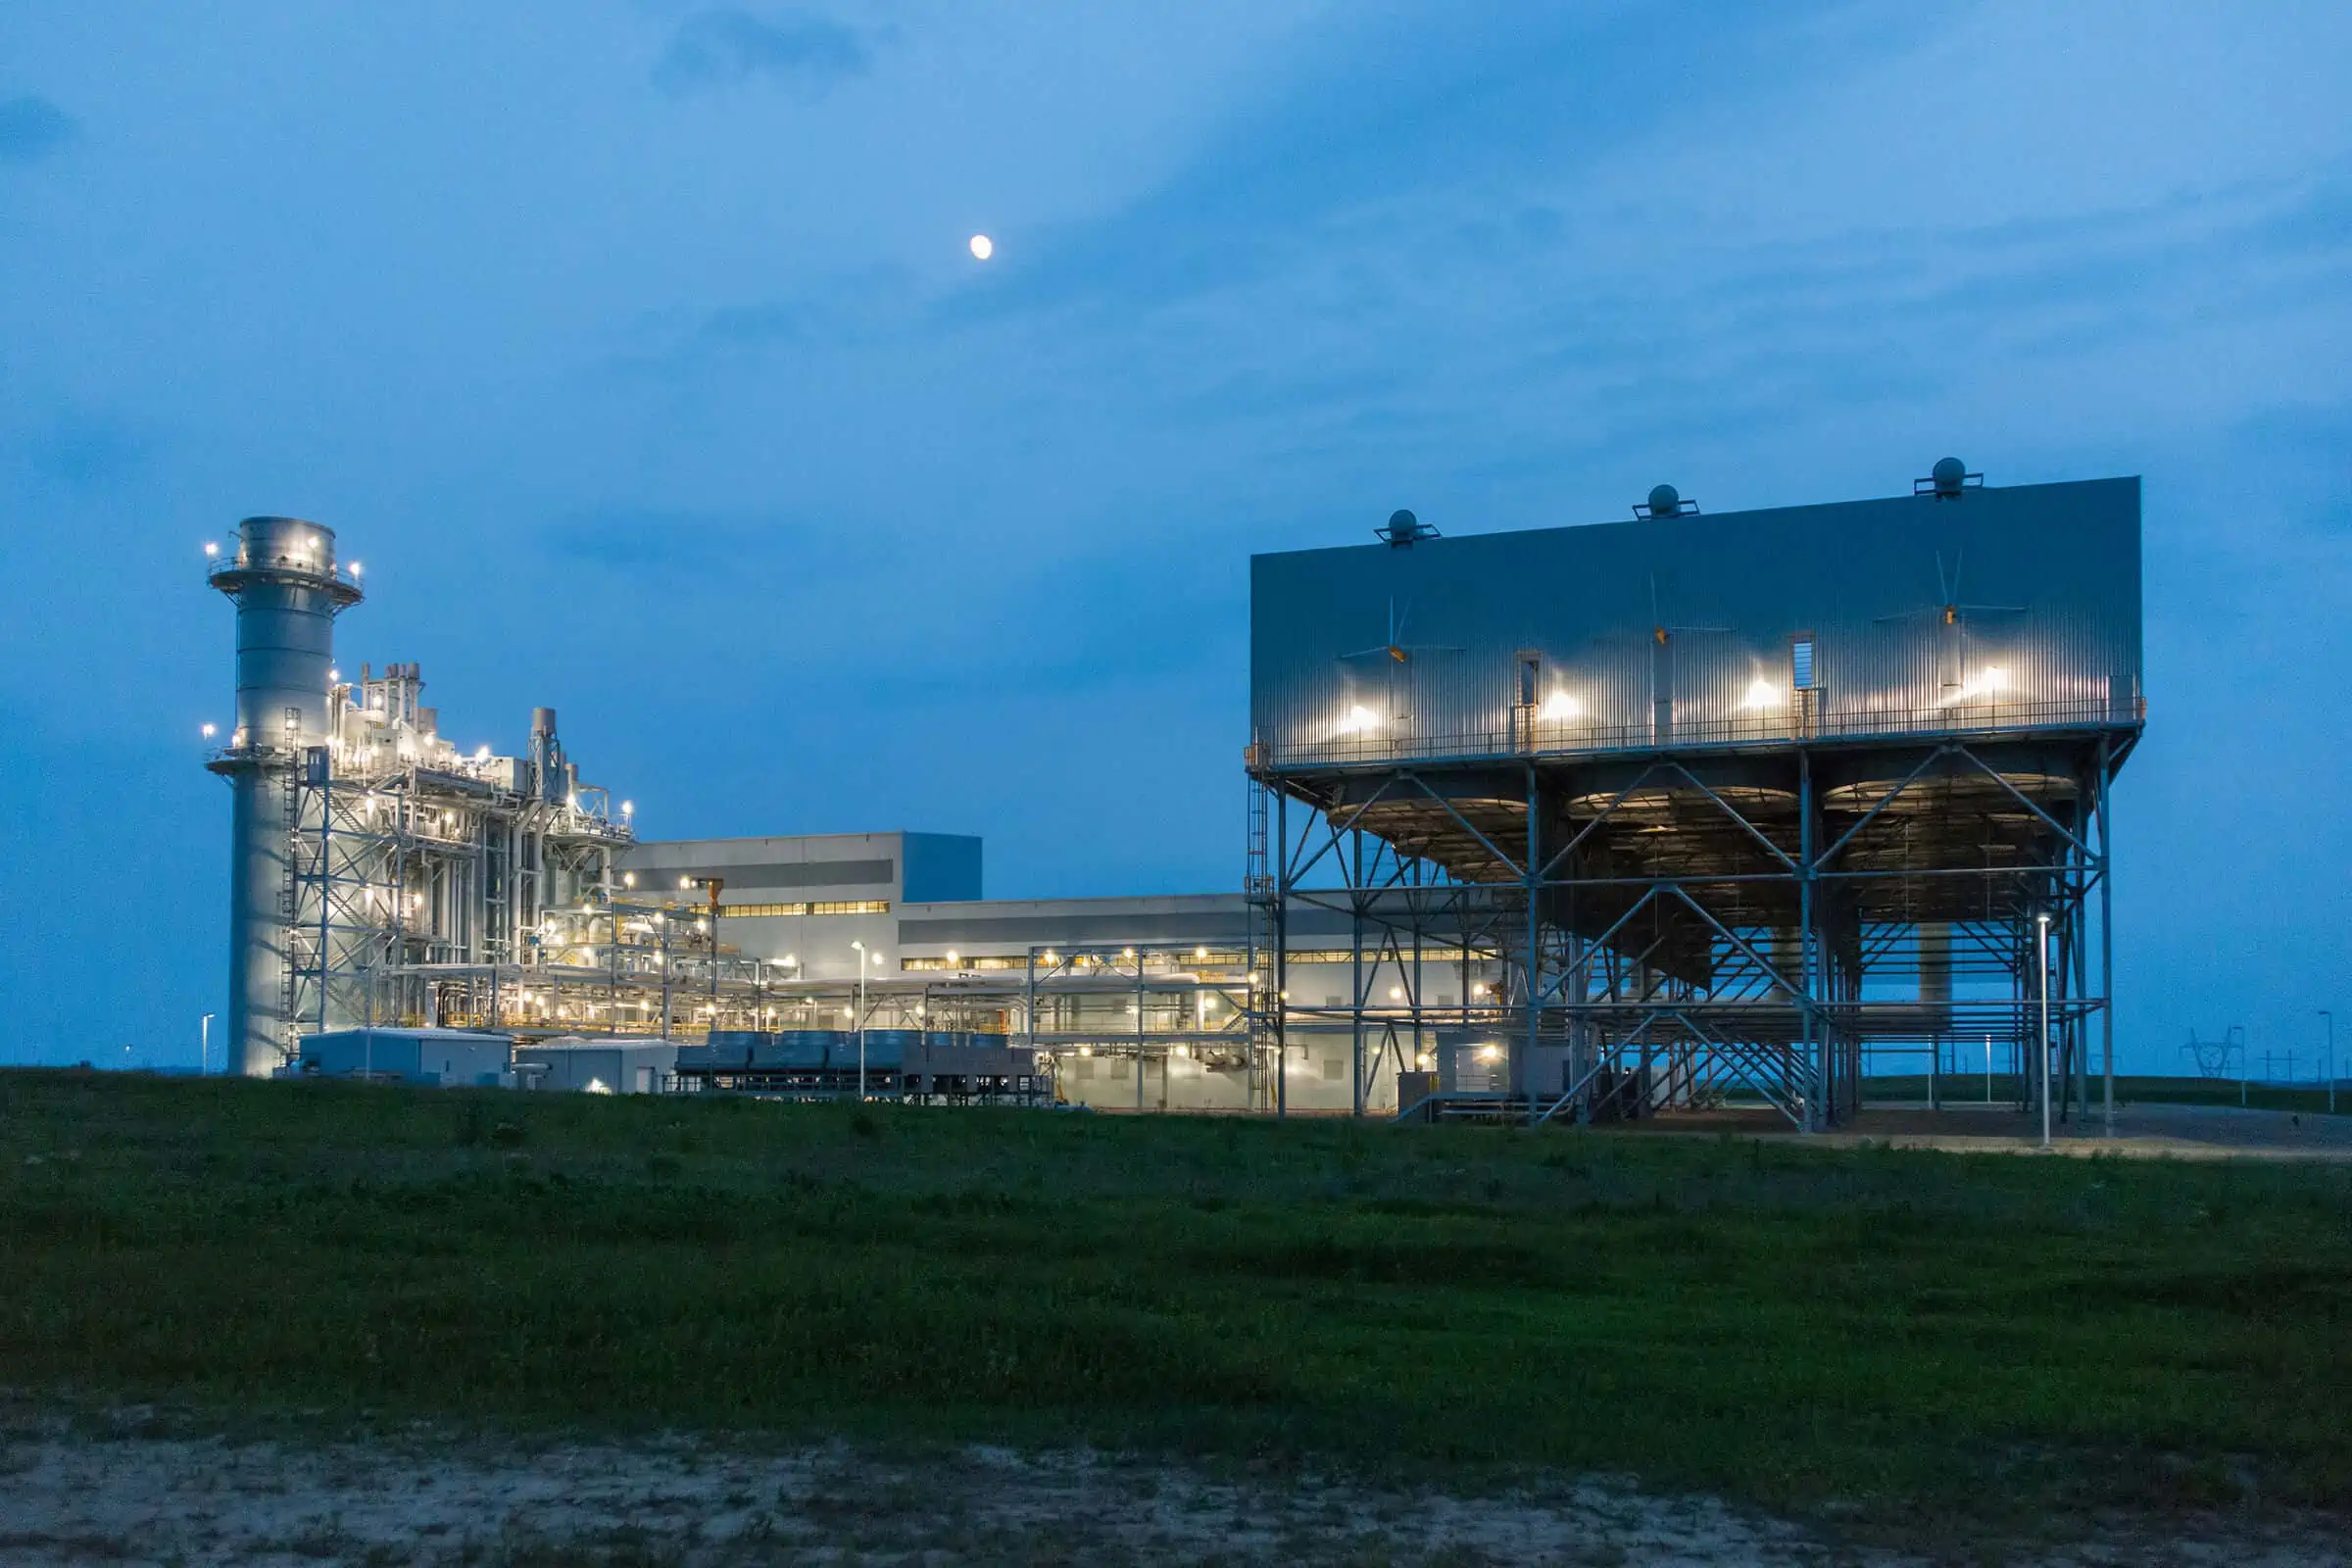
[1245,466,2139,1127]
[206,462,2140,1125]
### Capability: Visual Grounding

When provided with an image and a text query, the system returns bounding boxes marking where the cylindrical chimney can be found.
[207,516,363,1076]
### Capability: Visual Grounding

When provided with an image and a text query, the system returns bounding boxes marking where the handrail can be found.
[1259,700,2137,770]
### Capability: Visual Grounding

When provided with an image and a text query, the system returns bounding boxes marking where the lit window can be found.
[1791,636,1817,692]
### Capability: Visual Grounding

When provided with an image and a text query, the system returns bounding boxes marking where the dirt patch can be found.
[0,1418,2342,1566]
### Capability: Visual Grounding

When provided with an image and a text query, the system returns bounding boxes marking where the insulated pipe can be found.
[207,516,362,1076]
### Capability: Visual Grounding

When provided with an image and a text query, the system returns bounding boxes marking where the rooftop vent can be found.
[1376,509,1440,548]
[1915,457,1983,499]
[1636,483,1698,519]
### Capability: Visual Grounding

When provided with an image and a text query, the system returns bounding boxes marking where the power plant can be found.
[205,464,2142,1125]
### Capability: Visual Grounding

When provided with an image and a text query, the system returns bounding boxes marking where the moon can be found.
[968,233,994,261]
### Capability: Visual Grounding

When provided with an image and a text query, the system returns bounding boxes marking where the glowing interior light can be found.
[1541,691,1580,720]
[947,950,960,963]
[1479,1044,1500,1062]
[1338,704,1379,735]
[1389,985,1404,1001]
[622,872,636,888]
[1194,946,1207,960]
[1741,678,1783,710]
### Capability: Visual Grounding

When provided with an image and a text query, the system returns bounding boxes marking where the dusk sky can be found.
[2,2,2346,1072]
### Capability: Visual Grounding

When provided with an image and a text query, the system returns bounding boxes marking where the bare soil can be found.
[1,1417,2342,1566]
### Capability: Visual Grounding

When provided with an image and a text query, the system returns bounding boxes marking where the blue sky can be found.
[1,2,2347,1072]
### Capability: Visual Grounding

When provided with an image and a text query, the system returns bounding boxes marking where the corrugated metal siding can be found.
[1250,477,2141,765]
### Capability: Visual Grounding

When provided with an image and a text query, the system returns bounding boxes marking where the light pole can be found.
[2323,1009,2335,1115]
[200,1012,215,1075]
[2036,912,2052,1151]
[858,943,869,1097]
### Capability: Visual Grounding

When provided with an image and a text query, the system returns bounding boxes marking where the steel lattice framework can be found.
[1242,474,2143,1128]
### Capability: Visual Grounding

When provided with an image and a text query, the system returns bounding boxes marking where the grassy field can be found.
[3,1070,2349,1529]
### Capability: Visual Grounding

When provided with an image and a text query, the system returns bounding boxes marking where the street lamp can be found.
[851,940,868,1099]
[2036,911,2052,1151]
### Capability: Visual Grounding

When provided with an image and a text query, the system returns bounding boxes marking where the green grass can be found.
[3,1069,2349,1527]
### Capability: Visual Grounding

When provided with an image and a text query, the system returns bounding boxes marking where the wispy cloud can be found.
[653,8,883,97]
[0,95,77,164]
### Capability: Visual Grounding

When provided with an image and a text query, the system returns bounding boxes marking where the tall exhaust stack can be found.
[206,516,363,1076]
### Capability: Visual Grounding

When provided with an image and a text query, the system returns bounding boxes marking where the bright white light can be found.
[1471,983,1487,999]
[622,872,636,889]
[1388,985,1404,1001]
[1194,946,1207,960]
[968,233,994,260]
[200,723,217,739]
[349,562,362,576]
[1947,666,2011,705]
[328,668,340,683]
[947,950,960,964]
[566,793,580,810]
[1479,1044,1500,1062]
[843,1006,856,1020]
[873,952,886,967]
[1740,678,1783,710]
[1338,704,1379,735]
[680,876,694,890]
[203,541,219,558]
[784,953,797,965]
[475,745,492,761]
[620,800,634,815]
[1541,691,1580,721]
